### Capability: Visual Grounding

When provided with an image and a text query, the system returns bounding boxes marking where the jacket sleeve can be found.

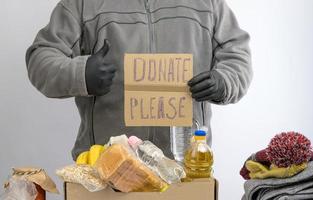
[26,0,89,98]
[210,0,253,104]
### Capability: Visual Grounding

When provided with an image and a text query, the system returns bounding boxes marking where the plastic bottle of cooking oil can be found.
[184,129,213,179]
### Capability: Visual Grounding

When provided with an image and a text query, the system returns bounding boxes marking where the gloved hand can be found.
[246,160,308,179]
[188,70,226,103]
[85,39,116,96]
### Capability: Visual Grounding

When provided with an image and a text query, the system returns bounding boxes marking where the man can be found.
[26,0,252,160]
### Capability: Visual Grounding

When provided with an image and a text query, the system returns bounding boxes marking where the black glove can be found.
[188,70,226,103]
[85,39,116,96]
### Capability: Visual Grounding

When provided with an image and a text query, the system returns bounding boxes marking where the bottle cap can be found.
[128,136,143,149]
[200,126,209,133]
[194,130,206,136]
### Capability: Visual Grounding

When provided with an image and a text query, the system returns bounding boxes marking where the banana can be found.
[76,151,89,165]
[76,145,106,166]
[88,145,105,166]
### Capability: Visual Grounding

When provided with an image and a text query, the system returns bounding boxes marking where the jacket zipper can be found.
[145,0,155,141]
[201,102,205,125]
[81,8,96,146]
[144,0,154,52]
[90,96,96,145]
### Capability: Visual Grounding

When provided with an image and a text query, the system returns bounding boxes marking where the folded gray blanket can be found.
[242,162,313,200]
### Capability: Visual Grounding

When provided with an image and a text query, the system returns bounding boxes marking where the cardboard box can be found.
[64,178,218,200]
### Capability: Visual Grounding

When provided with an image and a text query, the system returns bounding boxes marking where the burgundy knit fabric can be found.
[240,164,251,180]
[255,149,271,167]
[266,132,312,167]
[239,149,268,180]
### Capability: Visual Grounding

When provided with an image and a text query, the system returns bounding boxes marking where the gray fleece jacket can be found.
[26,0,252,160]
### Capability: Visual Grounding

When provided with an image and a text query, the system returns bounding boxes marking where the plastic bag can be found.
[56,165,106,192]
[12,167,59,194]
[128,136,186,184]
[1,177,37,200]
[107,135,135,156]
[95,144,168,192]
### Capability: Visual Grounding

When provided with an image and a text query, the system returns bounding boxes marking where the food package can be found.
[56,165,107,192]
[1,167,59,200]
[107,135,136,156]
[128,136,186,184]
[95,144,168,192]
[11,168,59,194]
[1,177,38,200]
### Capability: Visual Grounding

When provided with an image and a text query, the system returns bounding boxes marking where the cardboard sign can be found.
[124,54,193,126]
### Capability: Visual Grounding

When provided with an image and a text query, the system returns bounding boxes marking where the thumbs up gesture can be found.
[85,39,116,96]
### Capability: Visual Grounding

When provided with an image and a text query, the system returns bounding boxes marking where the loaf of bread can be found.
[95,144,167,192]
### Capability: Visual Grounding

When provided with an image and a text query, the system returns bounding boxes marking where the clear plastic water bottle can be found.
[128,136,186,184]
[170,119,200,164]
